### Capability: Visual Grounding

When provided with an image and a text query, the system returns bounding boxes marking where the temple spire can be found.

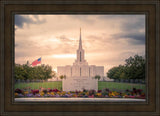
[74,28,87,64]
[79,28,82,49]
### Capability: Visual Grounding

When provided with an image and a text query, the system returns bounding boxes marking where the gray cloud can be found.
[113,32,145,45]
[98,15,144,22]
[15,34,76,58]
[98,15,125,20]
[120,51,145,59]
[86,35,100,41]
[15,15,45,28]
[57,35,73,42]
[15,46,54,58]
[15,38,54,58]
[121,16,145,32]
[68,15,95,24]
[111,15,145,45]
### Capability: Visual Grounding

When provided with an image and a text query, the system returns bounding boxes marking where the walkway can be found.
[15,98,146,102]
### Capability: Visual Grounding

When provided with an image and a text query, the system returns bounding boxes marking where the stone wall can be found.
[62,76,98,91]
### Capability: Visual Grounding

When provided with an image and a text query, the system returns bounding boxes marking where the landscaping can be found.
[14,87,145,99]
[14,81,146,99]
[14,55,146,99]
[15,81,145,92]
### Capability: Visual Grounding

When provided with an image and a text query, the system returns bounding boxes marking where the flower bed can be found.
[14,87,145,99]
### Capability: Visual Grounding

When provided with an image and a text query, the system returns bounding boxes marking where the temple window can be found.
[89,67,90,77]
[80,52,81,62]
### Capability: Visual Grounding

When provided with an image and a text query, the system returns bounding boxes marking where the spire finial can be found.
[79,28,82,49]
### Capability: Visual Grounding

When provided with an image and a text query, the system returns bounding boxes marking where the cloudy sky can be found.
[15,14,145,74]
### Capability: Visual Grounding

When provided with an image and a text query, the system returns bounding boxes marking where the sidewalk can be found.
[15,98,146,102]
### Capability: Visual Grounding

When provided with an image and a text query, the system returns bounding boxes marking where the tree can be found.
[15,64,25,80]
[22,64,33,80]
[107,55,145,80]
[14,63,56,81]
[107,67,115,79]
[59,75,66,80]
[94,75,101,81]
[107,66,120,79]
[38,64,54,81]
[118,65,128,79]
[125,55,145,79]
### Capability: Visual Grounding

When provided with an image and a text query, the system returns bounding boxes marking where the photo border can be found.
[0,0,159,115]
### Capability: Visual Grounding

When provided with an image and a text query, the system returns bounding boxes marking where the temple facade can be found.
[57,29,104,91]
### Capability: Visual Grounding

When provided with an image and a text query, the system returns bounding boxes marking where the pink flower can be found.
[129,95,135,98]
[88,95,94,98]
[31,89,39,95]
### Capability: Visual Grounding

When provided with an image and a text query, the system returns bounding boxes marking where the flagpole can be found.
[39,57,41,89]
[41,57,42,66]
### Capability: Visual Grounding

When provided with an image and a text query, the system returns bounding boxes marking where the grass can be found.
[98,81,146,93]
[15,81,146,93]
[14,81,62,90]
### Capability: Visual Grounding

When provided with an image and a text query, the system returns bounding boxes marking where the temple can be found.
[57,29,104,91]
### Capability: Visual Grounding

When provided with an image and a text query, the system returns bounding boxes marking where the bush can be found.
[15,88,23,94]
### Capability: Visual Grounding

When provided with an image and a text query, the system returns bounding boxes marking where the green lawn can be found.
[15,81,146,93]
[14,81,62,90]
[98,81,146,93]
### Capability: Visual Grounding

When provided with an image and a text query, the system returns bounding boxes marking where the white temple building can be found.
[57,29,104,91]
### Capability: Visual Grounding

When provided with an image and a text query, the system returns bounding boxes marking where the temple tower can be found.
[74,28,87,65]
[57,28,104,91]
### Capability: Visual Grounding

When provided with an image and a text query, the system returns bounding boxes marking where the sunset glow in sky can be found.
[15,15,145,74]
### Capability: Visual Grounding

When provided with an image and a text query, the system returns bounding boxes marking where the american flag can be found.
[32,57,41,66]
